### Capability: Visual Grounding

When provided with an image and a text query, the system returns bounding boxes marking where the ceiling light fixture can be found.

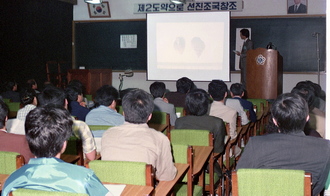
[84,0,103,4]
[170,0,186,4]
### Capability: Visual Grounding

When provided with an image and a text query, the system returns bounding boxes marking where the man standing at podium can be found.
[235,29,253,89]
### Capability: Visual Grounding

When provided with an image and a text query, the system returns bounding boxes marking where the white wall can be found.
[112,71,326,93]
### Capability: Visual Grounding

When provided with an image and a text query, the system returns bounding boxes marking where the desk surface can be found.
[104,182,154,196]
[193,146,213,175]
[154,163,189,196]
[0,174,9,191]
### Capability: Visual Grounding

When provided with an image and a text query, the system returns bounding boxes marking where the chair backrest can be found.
[116,105,123,115]
[232,169,311,196]
[170,129,212,147]
[246,98,268,111]
[3,98,11,103]
[10,188,88,196]
[148,111,170,135]
[172,144,193,181]
[87,160,154,186]
[85,94,93,102]
[63,136,83,165]
[149,111,169,125]
[0,151,25,174]
[172,144,194,195]
[88,125,112,138]
[7,102,21,118]
[175,107,186,118]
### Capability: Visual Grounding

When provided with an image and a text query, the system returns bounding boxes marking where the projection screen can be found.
[147,11,230,81]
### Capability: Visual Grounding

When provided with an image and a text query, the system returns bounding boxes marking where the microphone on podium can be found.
[312,32,320,37]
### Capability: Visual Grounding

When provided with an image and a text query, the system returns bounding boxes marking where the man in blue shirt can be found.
[229,83,257,122]
[86,85,124,126]
[2,105,111,196]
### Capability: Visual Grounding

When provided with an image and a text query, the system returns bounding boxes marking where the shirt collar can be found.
[28,157,64,164]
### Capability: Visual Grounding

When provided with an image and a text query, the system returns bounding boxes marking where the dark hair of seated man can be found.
[149,82,166,98]
[25,105,73,157]
[185,88,210,116]
[94,85,119,107]
[122,89,154,124]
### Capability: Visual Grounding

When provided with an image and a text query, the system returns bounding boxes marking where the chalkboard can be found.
[74,17,325,72]
[74,20,147,70]
[230,17,326,72]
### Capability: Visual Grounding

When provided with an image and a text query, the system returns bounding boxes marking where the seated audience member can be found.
[165,77,195,107]
[175,88,225,176]
[291,84,325,138]
[86,85,124,126]
[8,89,38,135]
[65,86,90,121]
[101,89,177,181]
[237,93,330,196]
[68,79,93,108]
[1,81,20,102]
[38,86,97,161]
[26,79,40,94]
[2,105,111,196]
[229,83,257,122]
[17,89,37,121]
[296,80,325,113]
[149,82,177,126]
[208,80,238,140]
[0,100,34,163]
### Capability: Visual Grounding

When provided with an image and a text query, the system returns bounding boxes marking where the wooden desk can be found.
[154,163,189,196]
[103,183,154,196]
[60,154,80,164]
[192,146,213,175]
[0,174,9,191]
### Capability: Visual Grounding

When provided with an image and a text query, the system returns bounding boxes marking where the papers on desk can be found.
[104,184,126,196]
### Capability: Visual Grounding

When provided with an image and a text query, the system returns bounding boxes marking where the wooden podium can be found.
[246,48,283,99]
[67,69,112,97]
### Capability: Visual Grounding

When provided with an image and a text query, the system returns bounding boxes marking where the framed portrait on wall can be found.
[287,0,307,14]
[88,1,111,18]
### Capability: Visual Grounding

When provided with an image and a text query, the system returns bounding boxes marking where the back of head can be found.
[271,93,309,134]
[0,100,8,128]
[37,86,66,107]
[185,88,210,116]
[230,83,244,96]
[26,79,37,89]
[5,81,17,91]
[68,79,85,94]
[208,80,227,101]
[149,82,166,98]
[122,89,154,124]
[20,88,37,106]
[291,84,315,110]
[25,105,73,157]
[240,28,250,38]
[95,85,118,107]
[65,86,82,102]
[176,77,195,94]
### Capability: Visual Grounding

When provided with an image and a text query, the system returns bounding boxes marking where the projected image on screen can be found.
[156,22,224,70]
[147,12,230,81]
